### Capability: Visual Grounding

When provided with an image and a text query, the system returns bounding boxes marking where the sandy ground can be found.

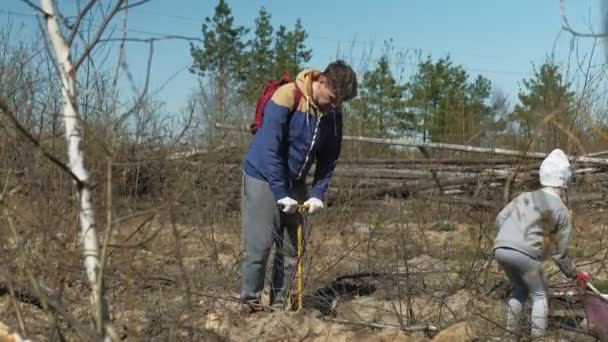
[1,196,605,341]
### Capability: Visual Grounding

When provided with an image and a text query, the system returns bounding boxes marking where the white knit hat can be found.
[539,149,572,188]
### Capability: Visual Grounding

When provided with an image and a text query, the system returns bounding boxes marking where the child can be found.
[493,148,591,337]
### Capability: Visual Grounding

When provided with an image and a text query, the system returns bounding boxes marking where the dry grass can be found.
[1,136,606,341]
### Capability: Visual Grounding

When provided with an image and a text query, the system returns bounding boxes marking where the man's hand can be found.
[575,271,592,288]
[303,197,324,215]
[277,197,299,214]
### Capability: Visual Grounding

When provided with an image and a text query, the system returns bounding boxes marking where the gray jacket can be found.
[493,188,577,278]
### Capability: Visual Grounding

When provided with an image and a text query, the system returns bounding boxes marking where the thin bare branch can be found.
[99,35,203,43]
[72,0,126,71]
[174,100,195,146]
[322,317,439,332]
[0,96,81,185]
[20,0,47,15]
[67,0,97,45]
[97,159,113,333]
[115,40,153,125]
[7,280,27,337]
[560,0,608,38]
[118,0,152,11]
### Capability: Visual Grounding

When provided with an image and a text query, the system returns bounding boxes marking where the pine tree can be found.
[190,0,248,123]
[348,55,410,137]
[510,62,575,150]
[407,56,495,143]
[272,19,312,77]
[238,7,274,105]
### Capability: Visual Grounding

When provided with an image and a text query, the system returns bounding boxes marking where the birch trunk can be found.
[40,0,107,338]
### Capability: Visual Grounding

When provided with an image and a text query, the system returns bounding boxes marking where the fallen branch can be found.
[584,151,608,158]
[322,317,440,332]
[416,195,501,209]
[333,167,517,180]
[342,158,524,166]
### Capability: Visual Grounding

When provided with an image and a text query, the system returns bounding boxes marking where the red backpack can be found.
[250,72,303,134]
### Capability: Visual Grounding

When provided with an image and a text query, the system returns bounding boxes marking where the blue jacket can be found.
[244,69,342,201]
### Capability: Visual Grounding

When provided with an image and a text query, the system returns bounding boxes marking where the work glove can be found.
[575,271,592,289]
[303,197,324,215]
[277,197,299,214]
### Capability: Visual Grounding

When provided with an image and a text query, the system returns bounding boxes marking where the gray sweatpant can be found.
[240,172,308,307]
[494,247,548,338]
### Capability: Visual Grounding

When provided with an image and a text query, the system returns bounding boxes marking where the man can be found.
[240,60,358,310]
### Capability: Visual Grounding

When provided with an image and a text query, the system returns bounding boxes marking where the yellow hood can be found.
[296,69,321,98]
[295,68,321,113]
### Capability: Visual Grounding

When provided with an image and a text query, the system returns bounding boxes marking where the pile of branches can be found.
[212,123,608,208]
[327,154,608,209]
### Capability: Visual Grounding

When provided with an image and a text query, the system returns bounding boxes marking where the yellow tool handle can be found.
[297,221,303,310]
[298,204,309,214]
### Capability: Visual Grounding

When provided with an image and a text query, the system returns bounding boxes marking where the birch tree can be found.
[13,0,156,339]
[38,0,112,339]
[0,0,200,339]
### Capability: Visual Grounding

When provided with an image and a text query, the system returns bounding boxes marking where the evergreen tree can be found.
[348,55,410,137]
[238,7,274,105]
[407,56,495,143]
[272,19,312,77]
[190,0,248,123]
[510,62,576,150]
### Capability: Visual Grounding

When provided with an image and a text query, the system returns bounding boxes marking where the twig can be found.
[585,150,608,157]
[0,96,82,185]
[1,208,59,339]
[503,139,534,204]
[72,0,126,71]
[173,99,195,145]
[115,40,153,124]
[66,0,97,45]
[118,0,151,11]
[560,0,608,38]
[99,35,203,43]
[6,280,27,337]
[322,317,440,332]
[97,159,114,331]
[0,173,27,337]
[417,146,443,194]
[20,0,47,15]
[167,203,194,340]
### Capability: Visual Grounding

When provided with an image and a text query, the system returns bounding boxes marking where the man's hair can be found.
[322,60,358,102]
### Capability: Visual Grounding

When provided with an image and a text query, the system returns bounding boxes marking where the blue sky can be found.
[2,0,606,116]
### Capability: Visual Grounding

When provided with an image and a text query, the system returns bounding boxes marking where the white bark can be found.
[40,0,106,337]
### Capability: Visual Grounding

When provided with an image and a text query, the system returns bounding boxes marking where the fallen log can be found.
[322,317,440,333]
[357,176,506,199]
[215,123,608,166]
[341,158,525,165]
[333,167,521,180]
